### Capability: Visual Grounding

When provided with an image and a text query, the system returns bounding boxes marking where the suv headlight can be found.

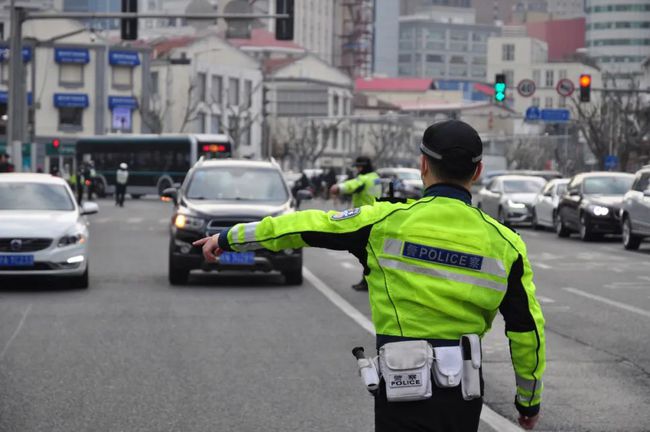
[58,233,86,247]
[507,199,526,209]
[174,214,205,231]
[589,205,609,216]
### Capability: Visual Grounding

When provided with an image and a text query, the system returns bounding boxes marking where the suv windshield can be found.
[584,176,633,195]
[0,183,75,211]
[503,179,545,193]
[186,167,289,202]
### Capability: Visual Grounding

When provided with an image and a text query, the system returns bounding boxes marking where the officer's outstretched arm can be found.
[217,204,391,257]
[339,177,365,196]
[499,240,546,419]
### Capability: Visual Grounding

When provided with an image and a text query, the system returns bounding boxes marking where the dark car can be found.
[556,172,635,241]
[377,167,423,199]
[620,166,650,250]
[164,158,306,285]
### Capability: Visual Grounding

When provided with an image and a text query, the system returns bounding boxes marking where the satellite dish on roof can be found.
[224,0,253,39]
[185,0,217,31]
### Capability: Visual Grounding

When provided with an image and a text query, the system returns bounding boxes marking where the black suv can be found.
[556,172,635,241]
[164,158,304,285]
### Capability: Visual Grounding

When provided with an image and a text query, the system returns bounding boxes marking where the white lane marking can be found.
[537,296,556,304]
[523,231,540,237]
[341,262,356,270]
[127,217,143,224]
[564,287,650,318]
[94,217,110,224]
[536,263,552,270]
[303,267,524,432]
[158,218,169,224]
[0,304,32,361]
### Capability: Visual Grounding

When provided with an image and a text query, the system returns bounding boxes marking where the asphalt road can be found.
[0,197,649,431]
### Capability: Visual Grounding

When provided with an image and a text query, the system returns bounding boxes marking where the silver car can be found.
[531,179,569,230]
[620,166,650,250]
[477,175,547,225]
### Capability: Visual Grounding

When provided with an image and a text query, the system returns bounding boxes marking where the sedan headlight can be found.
[58,233,86,247]
[507,199,527,209]
[589,205,609,216]
[174,214,205,230]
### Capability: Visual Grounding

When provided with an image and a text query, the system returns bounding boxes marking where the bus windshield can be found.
[186,167,288,202]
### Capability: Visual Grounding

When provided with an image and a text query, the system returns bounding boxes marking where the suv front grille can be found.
[206,219,259,235]
[0,238,53,252]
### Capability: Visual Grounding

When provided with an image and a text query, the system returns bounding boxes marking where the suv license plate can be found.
[219,252,255,266]
[0,255,35,266]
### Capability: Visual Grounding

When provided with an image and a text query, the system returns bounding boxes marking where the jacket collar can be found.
[423,183,472,205]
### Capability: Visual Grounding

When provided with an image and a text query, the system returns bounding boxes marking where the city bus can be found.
[75,134,233,197]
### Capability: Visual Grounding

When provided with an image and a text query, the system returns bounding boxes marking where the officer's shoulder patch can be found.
[331,208,361,221]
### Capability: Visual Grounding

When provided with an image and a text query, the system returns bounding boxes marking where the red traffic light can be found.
[52,138,61,149]
[579,74,591,87]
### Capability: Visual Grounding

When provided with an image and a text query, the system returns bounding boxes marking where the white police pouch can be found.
[431,346,463,388]
[379,340,433,402]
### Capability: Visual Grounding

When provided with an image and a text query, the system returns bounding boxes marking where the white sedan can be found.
[0,173,98,288]
[531,178,569,230]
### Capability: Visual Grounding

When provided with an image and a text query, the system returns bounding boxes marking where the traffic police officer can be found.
[194,120,546,432]
[330,155,382,291]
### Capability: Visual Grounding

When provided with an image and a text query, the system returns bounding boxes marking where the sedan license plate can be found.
[0,255,34,267]
[219,252,255,266]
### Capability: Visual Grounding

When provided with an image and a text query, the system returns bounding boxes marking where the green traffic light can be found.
[495,83,506,92]
[495,92,505,102]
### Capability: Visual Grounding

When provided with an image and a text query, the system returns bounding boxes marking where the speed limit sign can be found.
[517,79,536,97]
[556,78,575,97]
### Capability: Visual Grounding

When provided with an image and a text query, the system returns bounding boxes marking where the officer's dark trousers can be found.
[115,184,126,207]
[375,382,482,432]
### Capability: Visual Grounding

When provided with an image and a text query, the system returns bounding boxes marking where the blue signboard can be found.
[55,48,90,64]
[112,107,132,130]
[604,155,619,170]
[109,50,140,67]
[0,91,34,105]
[0,45,32,63]
[108,96,138,110]
[540,109,570,122]
[525,106,541,121]
[53,93,89,108]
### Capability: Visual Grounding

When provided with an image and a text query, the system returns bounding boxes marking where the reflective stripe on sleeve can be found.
[243,222,259,243]
[230,225,241,243]
[378,258,507,292]
[516,375,539,394]
[382,239,506,279]
[237,241,262,251]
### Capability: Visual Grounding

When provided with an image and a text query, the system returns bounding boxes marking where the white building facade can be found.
[149,34,264,158]
[0,18,149,171]
[586,0,650,78]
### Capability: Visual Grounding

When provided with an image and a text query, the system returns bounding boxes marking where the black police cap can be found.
[354,155,372,167]
[420,120,482,163]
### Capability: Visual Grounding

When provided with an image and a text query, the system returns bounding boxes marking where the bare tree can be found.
[572,75,650,171]
[274,118,345,171]
[179,78,203,133]
[223,81,263,154]
[367,119,414,167]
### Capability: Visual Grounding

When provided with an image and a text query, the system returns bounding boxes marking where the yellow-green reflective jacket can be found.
[339,172,381,207]
[219,184,546,416]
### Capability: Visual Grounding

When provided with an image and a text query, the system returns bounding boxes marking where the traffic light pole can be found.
[7,0,27,171]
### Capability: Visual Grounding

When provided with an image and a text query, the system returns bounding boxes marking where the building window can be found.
[0,64,9,84]
[60,64,84,87]
[197,72,207,103]
[241,120,251,146]
[150,71,159,95]
[197,112,207,133]
[532,97,540,107]
[59,107,83,129]
[559,69,567,80]
[545,70,554,87]
[332,94,339,116]
[112,66,132,89]
[558,96,566,107]
[426,54,444,63]
[533,69,541,86]
[544,97,553,108]
[228,115,239,142]
[398,54,412,63]
[210,114,220,133]
[228,78,239,106]
[502,44,515,61]
[243,80,252,108]
[211,75,222,104]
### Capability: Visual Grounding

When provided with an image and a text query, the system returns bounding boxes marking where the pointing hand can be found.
[192,234,222,263]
